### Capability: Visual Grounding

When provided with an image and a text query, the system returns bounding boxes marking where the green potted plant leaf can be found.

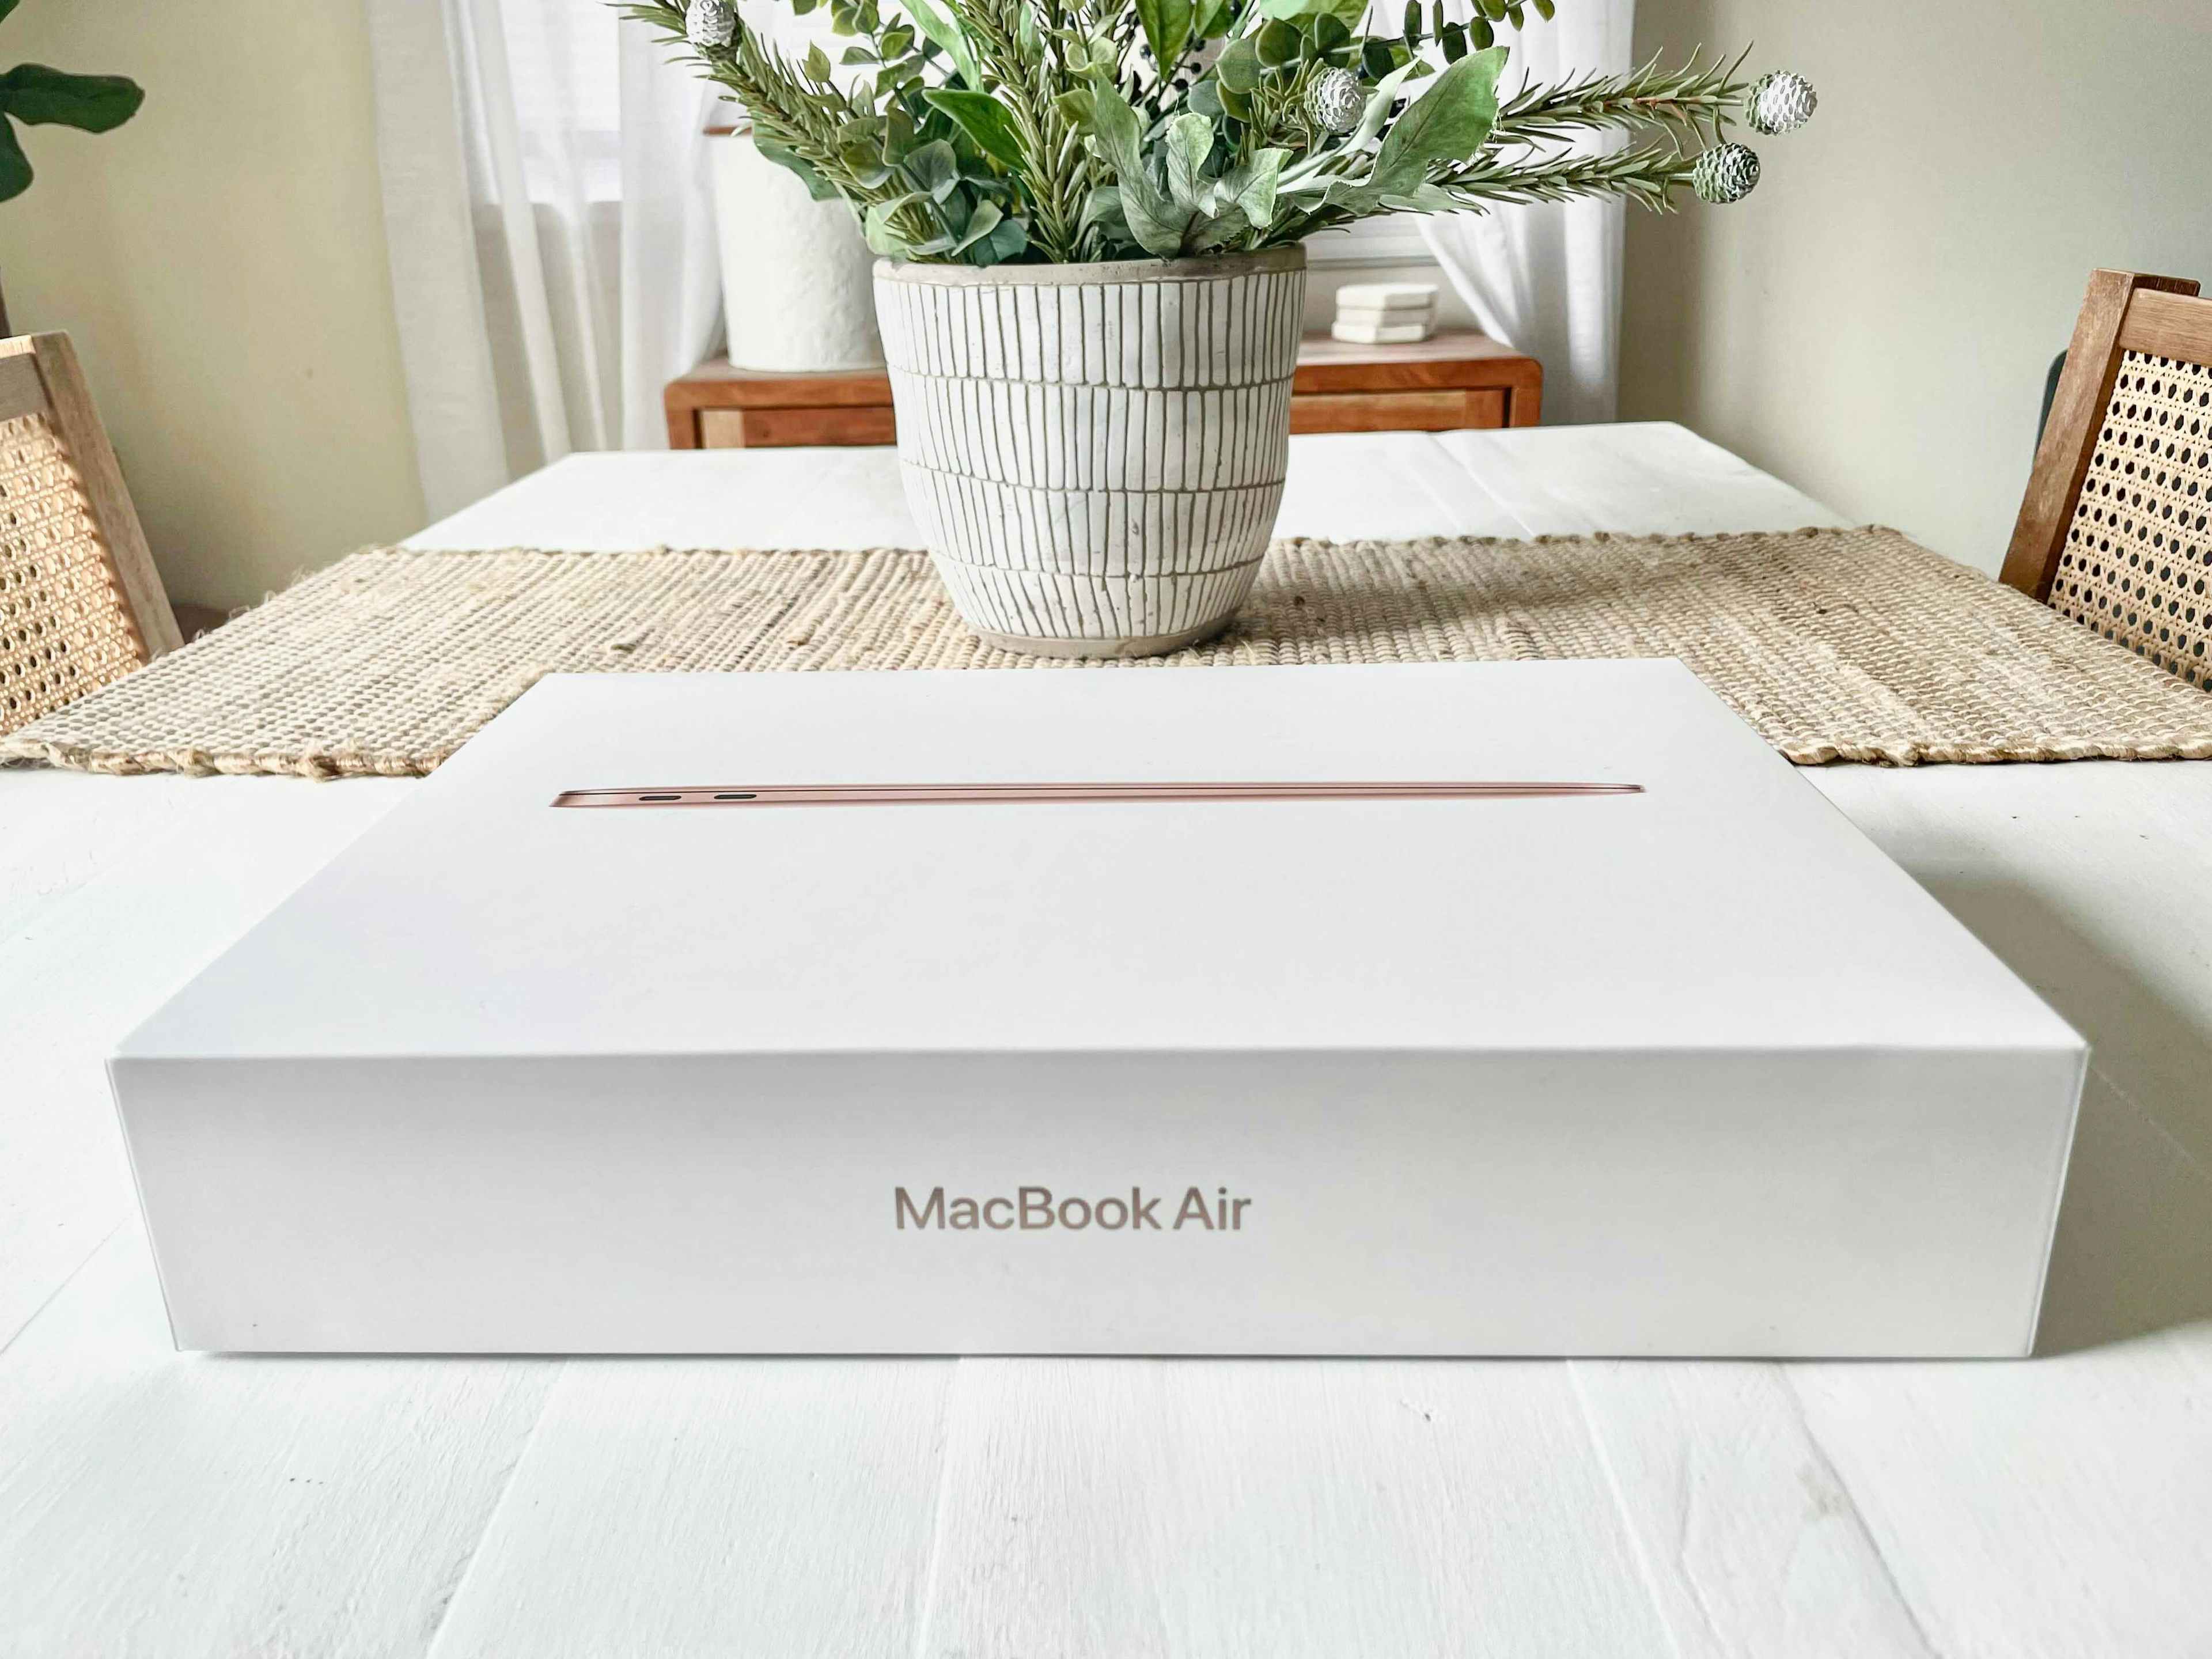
[622,0,1814,655]
[0,0,145,331]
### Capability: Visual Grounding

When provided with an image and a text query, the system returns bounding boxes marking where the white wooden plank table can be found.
[4,424,2209,1657]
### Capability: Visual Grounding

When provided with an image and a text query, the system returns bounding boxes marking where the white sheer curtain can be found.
[365,0,726,520]
[1421,0,1635,426]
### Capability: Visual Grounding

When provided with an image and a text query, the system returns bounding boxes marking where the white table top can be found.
[5,424,2209,1656]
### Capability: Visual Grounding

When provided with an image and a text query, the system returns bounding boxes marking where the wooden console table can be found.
[665,327,1541,448]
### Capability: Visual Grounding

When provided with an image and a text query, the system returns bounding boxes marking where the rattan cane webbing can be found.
[0,411,146,736]
[5,525,2211,778]
[2047,350,2212,689]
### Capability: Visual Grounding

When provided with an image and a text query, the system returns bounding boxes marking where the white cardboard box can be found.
[111,664,2084,1357]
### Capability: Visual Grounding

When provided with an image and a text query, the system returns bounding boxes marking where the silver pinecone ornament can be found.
[1746,70,1816,136]
[1306,67,1363,135]
[686,0,737,49]
[1691,142,1760,204]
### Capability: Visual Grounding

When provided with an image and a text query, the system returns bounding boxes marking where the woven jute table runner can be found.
[7,527,2211,777]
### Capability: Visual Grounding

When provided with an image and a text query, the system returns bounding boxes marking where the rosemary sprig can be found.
[1488,48,1752,153]
[1439,143,1701,212]
[959,0,1092,260]
[618,1,952,245]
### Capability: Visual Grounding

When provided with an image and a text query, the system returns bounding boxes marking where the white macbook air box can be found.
[110,663,2084,1357]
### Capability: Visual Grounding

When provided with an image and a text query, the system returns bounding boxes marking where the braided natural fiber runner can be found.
[7,527,2211,777]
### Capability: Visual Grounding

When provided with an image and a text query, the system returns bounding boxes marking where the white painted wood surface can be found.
[4,425,2209,1656]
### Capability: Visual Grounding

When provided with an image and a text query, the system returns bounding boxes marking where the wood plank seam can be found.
[0,1220,120,1362]
[2091,1058,2212,1189]
[1419,430,1538,534]
[904,1361,964,1659]
[418,1362,570,1659]
[1563,1361,1707,1658]
[1774,1368,1947,1657]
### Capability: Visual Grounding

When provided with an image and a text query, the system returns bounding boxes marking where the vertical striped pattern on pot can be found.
[876,249,1307,657]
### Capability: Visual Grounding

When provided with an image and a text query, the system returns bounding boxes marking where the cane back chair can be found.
[2001,270,2212,690]
[0,332,180,737]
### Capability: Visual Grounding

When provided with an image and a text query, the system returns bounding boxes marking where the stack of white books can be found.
[1331,282,1439,344]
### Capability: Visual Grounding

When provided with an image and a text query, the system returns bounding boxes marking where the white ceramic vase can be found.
[875,248,1306,657]
[711,131,882,372]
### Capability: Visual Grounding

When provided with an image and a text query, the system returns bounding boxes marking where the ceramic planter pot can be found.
[875,247,1306,658]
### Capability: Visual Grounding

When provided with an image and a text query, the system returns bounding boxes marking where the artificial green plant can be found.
[0,0,145,204]
[620,0,1812,267]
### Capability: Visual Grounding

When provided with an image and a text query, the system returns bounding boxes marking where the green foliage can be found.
[899,0,982,88]
[1368,46,1503,190]
[924,88,1025,167]
[0,64,142,131]
[1132,0,1194,80]
[0,117,26,201]
[616,0,1793,266]
[0,3,146,204]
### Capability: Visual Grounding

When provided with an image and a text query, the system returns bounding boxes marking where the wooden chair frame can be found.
[0,331,182,664]
[2001,268,2209,599]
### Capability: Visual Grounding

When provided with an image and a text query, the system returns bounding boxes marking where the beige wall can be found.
[0,0,422,613]
[1620,0,2212,574]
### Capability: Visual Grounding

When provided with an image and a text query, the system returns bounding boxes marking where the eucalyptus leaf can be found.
[1378,183,1459,211]
[1185,78,1224,118]
[1229,146,1287,226]
[1062,77,1187,255]
[1368,43,1503,190]
[862,196,923,256]
[1133,0,1194,74]
[898,0,983,89]
[904,137,961,202]
[1163,112,1214,212]
[923,88,1025,169]
[969,212,1028,266]
[0,65,145,132]
[950,196,1004,254]
[755,132,843,200]
[1255,0,1366,20]
[1053,86,1097,128]
[1187,206,1249,252]
[1255,19,1299,67]
[1079,183,1131,240]
[1214,36,1263,92]
[1346,58,1419,151]
[1121,185,1192,257]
